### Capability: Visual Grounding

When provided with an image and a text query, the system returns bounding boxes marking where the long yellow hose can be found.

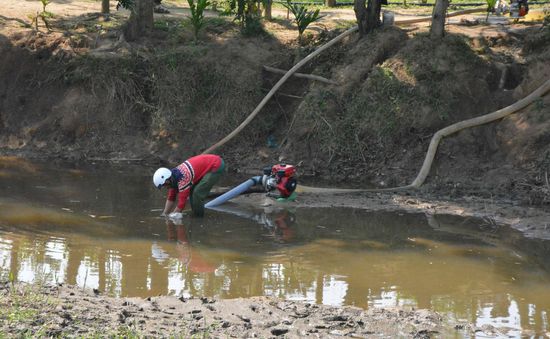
[296,79,550,194]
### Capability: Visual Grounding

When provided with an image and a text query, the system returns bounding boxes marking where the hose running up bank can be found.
[202,8,550,193]
[201,26,359,154]
[296,78,550,194]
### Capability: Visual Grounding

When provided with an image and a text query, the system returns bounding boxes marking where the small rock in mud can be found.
[270,327,290,336]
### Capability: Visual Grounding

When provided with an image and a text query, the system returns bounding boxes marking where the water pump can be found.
[261,163,298,198]
[204,163,299,208]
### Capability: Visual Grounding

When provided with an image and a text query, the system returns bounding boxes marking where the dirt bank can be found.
[0,0,549,230]
[1,1,549,207]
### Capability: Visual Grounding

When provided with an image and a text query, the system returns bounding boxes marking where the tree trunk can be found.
[354,0,382,36]
[430,0,449,39]
[354,0,367,36]
[124,0,154,41]
[264,0,272,19]
[326,0,337,7]
[101,0,110,14]
[365,0,382,32]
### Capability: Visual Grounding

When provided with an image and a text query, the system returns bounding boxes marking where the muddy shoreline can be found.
[0,281,462,338]
[230,187,550,240]
[3,149,550,241]
[304,193,550,239]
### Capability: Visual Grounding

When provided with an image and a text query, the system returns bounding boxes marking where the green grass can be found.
[203,16,235,31]
[0,282,150,338]
[0,283,56,336]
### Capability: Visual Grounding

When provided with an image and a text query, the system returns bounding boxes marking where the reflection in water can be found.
[1,159,550,336]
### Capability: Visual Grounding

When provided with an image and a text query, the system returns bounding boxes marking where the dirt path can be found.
[0,0,535,39]
[0,0,103,21]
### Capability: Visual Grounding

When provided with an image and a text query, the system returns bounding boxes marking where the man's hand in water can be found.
[168,212,184,219]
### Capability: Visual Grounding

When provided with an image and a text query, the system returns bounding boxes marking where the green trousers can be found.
[190,159,225,217]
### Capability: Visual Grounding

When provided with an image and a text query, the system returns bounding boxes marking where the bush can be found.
[283,0,323,43]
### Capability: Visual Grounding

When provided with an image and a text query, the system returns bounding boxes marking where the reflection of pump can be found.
[208,203,296,242]
[205,163,298,208]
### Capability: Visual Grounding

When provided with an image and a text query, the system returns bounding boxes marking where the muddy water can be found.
[1,157,550,335]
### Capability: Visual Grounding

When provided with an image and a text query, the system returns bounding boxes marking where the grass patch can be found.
[203,16,236,33]
[0,282,57,337]
[0,281,151,338]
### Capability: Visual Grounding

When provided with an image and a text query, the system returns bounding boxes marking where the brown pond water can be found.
[0,157,550,336]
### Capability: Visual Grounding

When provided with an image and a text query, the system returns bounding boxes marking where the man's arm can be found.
[162,199,176,216]
[162,188,178,216]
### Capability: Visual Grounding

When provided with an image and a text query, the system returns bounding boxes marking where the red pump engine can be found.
[262,163,298,198]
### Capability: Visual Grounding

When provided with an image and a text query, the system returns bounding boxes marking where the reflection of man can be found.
[272,210,295,242]
[165,220,216,273]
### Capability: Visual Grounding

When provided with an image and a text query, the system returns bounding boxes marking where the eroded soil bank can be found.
[1,2,549,210]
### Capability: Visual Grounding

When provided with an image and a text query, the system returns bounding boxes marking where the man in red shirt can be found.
[153,154,225,217]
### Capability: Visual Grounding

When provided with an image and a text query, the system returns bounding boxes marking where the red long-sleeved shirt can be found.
[167,154,222,210]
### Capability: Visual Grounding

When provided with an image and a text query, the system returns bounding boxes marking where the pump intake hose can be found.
[205,176,263,208]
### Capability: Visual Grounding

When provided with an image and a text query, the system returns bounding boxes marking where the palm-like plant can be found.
[282,0,323,43]
[229,0,263,35]
[188,0,211,42]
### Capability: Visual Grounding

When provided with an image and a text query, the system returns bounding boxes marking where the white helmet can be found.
[153,167,172,189]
